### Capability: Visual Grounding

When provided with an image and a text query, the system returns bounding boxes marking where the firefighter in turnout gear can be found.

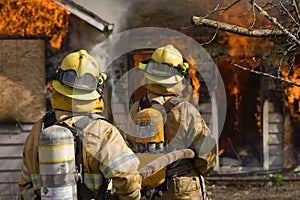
[130,45,216,200]
[19,50,141,200]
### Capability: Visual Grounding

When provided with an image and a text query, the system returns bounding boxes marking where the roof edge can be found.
[52,0,114,33]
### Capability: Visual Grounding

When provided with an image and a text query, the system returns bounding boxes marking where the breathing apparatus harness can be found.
[135,95,199,199]
[136,96,209,200]
[40,110,111,200]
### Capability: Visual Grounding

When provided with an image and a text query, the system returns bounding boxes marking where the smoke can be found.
[73,0,131,33]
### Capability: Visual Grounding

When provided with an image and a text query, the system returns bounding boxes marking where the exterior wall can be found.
[263,70,285,170]
[268,103,284,169]
[0,40,46,123]
[198,60,220,172]
[0,40,45,198]
[107,54,132,131]
[0,124,32,199]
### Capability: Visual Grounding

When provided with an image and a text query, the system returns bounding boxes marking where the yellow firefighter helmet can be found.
[52,50,106,100]
[138,44,189,85]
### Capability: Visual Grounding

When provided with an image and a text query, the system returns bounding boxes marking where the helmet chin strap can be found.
[96,87,103,97]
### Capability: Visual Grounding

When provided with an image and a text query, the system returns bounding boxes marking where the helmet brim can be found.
[144,73,184,85]
[52,80,100,100]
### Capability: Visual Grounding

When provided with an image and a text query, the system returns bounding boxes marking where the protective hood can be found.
[50,90,104,113]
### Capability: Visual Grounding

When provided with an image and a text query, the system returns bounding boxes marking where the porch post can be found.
[263,99,269,170]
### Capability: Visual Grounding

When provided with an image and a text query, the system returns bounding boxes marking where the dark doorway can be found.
[217,57,262,168]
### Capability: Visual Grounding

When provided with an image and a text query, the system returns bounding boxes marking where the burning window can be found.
[0,0,70,49]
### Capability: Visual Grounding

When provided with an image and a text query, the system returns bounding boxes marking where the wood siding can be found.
[265,75,285,169]
[0,124,32,199]
[0,39,46,199]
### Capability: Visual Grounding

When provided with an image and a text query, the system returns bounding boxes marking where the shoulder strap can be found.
[42,110,57,129]
[72,113,105,133]
[42,111,109,199]
[138,95,185,113]
[163,96,185,113]
[70,113,109,200]
[42,110,84,130]
[137,95,185,123]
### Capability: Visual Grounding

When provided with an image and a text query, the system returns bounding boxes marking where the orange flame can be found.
[46,82,54,93]
[229,71,242,110]
[217,1,274,57]
[0,0,70,49]
[281,66,300,112]
[255,97,262,130]
[218,149,225,156]
[187,56,201,104]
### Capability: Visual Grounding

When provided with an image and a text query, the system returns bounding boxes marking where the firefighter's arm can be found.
[193,145,217,175]
[95,121,141,200]
[19,162,31,195]
[191,122,217,174]
[187,105,217,175]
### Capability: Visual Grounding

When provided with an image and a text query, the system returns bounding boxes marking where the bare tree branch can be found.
[231,63,300,86]
[249,2,256,29]
[278,0,300,27]
[292,0,300,23]
[249,0,300,46]
[191,0,300,86]
[192,16,286,37]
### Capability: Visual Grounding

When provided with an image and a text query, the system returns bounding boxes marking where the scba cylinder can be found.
[38,125,77,200]
[134,108,165,153]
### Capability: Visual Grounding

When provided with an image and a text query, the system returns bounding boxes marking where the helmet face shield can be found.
[139,59,185,78]
[52,49,105,100]
[55,68,99,91]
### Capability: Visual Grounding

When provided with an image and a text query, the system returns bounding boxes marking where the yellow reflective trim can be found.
[39,143,73,149]
[84,173,103,190]
[38,144,75,163]
[21,164,31,182]
[32,174,41,190]
[100,166,118,179]
[39,157,75,163]
[99,152,139,179]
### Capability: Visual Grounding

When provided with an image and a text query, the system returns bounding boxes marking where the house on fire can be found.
[1,0,300,199]
[95,0,300,173]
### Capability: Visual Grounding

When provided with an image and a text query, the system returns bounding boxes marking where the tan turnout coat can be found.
[19,110,141,200]
[130,93,216,200]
